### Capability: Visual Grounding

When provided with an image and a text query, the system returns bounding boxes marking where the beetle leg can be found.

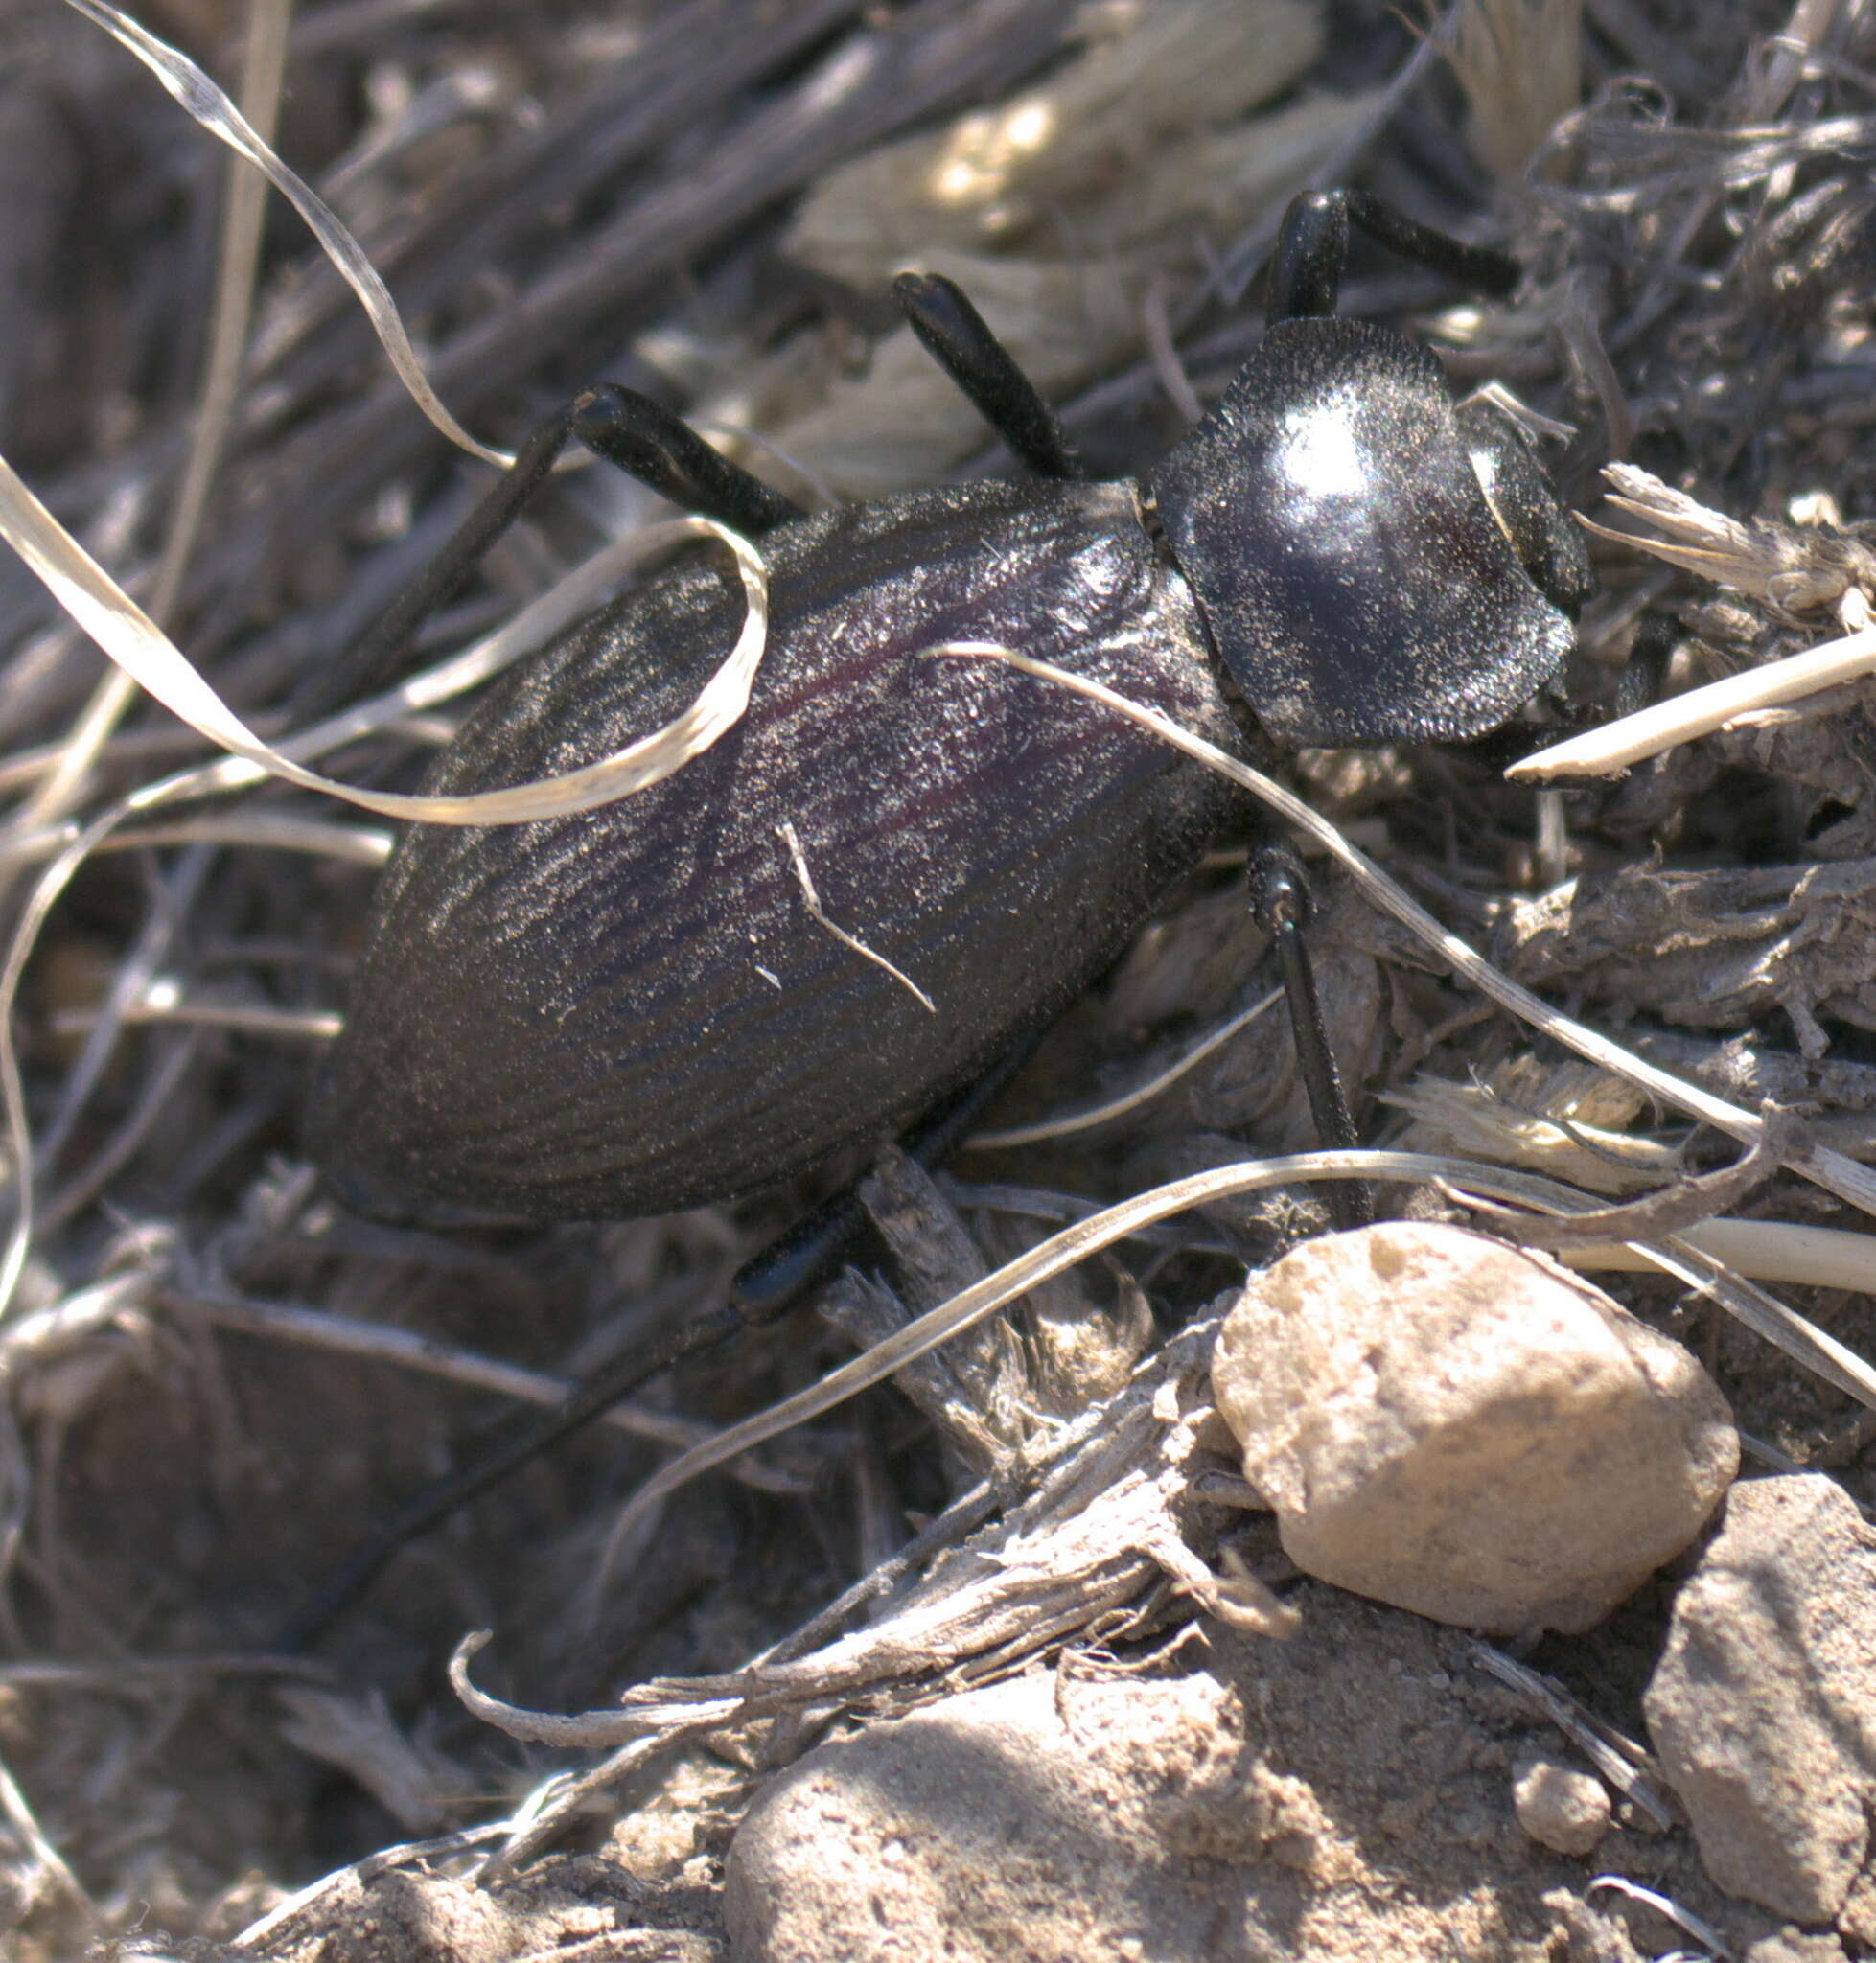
[290,404,584,723]
[1249,847,1374,1232]
[570,383,804,534]
[1267,188,1520,324]
[1479,611,1678,771]
[731,1028,1047,1317]
[279,1034,1044,1648]
[892,271,1083,480]
[271,1296,747,1652]
[291,390,803,726]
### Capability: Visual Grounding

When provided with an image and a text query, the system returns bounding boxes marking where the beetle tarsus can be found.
[1250,847,1374,1233]
[892,270,1083,480]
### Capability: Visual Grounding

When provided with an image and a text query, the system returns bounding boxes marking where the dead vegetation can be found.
[4,0,1876,1957]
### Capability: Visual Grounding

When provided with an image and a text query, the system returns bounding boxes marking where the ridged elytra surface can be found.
[313,477,1250,1221]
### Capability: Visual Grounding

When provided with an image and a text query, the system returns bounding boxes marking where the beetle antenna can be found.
[1249,847,1374,1232]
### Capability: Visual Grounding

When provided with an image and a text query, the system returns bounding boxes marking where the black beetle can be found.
[280,187,1600,1646]
[278,195,1601,1641]
[309,189,1590,1234]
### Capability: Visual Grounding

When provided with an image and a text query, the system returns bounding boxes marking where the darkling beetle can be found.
[286,189,1594,1642]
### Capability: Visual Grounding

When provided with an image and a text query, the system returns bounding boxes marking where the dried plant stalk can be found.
[1443,0,1584,185]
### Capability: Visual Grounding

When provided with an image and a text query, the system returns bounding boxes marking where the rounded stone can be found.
[1513,1754,1611,1856]
[1210,1222,1738,1633]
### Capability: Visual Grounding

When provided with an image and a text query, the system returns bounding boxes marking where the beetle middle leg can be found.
[1250,847,1374,1233]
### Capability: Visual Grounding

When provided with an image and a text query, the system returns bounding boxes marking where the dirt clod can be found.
[726,1591,1720,1963]
[1513,1754,1612,1858]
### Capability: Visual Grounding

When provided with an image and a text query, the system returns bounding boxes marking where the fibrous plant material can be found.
[1442,0,1584,186]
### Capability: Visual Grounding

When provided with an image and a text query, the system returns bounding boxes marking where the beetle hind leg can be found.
[271,1298,748,1652]
[280,1035,1044,1648]
[290,404,583,723]
[892,271,1082,480]
[291,390,802,725]
[731,1028,1046,1315]
[570,383,804,535]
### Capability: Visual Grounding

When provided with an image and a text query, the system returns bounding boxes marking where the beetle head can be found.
[1147,317,1577,750]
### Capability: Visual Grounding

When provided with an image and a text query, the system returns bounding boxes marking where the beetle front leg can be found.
[1250,847,1374,1232]
[1267,188,1521,324]
[892,271,1082,480]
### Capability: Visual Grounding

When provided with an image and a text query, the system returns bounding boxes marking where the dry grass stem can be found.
[1444,0,1585,184]
[589,1148,1876,1581]
[927,641,1876,1219]
[1513,622,1876,779]
[777,820,937,1014]
[1471,1643,1674,1827]
[63,0,511,468]
[969,985,1284,1146]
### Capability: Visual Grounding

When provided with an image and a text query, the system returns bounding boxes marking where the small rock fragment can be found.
[1513,1754,1611,1856]
[1210,1223,1737,1632]
[1543,1890,1647,1963]
[1644,1474,1876,1923]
